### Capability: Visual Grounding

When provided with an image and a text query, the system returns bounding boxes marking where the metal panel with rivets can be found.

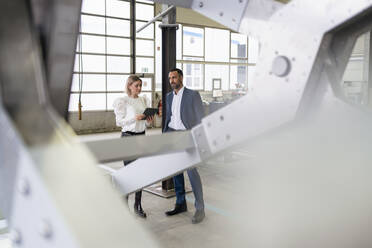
[2,0,372,247]
[190,0,372,156]
[0,0,158,247]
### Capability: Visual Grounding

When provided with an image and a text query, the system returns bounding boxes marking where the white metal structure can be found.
[1,0,372,247]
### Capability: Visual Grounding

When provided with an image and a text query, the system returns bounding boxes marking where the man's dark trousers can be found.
[167,127,204,211]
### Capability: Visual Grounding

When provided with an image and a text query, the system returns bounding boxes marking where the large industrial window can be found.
[342,32,371,107]
[166,24,259,94]
[70,0,154,112]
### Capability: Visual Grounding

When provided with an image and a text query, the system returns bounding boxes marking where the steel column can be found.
[160,5,178,192]
[130,0,136,74]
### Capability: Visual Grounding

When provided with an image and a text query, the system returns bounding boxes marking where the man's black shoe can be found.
[165,203,187,216]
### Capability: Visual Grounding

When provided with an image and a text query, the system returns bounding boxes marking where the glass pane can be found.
[177,24,182,60]
[81,15,105,34]
[230,58,248,63]
[136,21,154,39]
[155,21,162,91]
[343,60,364,81]
[248,37,259,63]
[107,75,129,91]
[231,33,247,58]
[205,28,229,62]
[69,93,106,111]
[155,82,162,92]
[136,57,154,73]
[107,56,131,73]
[75,54,105,72]
[205,64,229,91]
[183,56,203,61]
[136,3,154,21]
[107,18,130,37]
[107,0,130,18]
[107,37,130,55]
[71,74,106,91]
[140,77,152,91]
[230,65,247,90]
[81,0,105,15]
[79,34,105,54]
[183,63,203,90]
[74,54,79,72]
[136,0,153,3]
[136,39,154,56]
[107,93,123,110]
[183,26,204,57]
[342,33,369,106]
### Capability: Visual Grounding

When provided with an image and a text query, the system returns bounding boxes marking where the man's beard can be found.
[171,83,181,90]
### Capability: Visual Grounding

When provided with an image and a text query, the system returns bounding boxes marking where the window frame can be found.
[71,0,155,112]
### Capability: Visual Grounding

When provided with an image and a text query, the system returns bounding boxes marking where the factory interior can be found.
[1,0,372,247]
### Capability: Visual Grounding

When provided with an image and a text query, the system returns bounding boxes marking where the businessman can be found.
[163,68,205,224]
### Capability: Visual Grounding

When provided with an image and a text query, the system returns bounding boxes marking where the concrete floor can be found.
[80,130,252,248]
[2,120,370,247]
[0,129,254,248]
[79,129,259,247]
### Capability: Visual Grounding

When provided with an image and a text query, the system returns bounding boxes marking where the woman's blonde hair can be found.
[125,75,142,96]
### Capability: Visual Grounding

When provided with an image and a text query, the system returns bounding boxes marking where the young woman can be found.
[113,75,153,218]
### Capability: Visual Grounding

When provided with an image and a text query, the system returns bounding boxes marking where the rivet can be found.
[39,220,53,239]
[226,134,231,140]
[239,0,243,3]
[220,115,224,121]
[232,18,236,22]
[10,229,22,245]
[207,122,211,127]
[219,12,224,17]
[199,2,203,7]
[18,179,30,196]
[272,56,291,77]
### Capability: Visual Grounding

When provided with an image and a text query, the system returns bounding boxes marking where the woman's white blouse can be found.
[113,95,150,132]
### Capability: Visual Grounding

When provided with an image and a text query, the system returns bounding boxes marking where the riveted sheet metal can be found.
[0,106,80,248]
[85,131,195,163]
[113,148,202,195]
[199,0,372,155]
[191,124,213,161]
[191,0,249,31]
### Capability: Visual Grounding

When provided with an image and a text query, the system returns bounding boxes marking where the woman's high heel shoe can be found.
[134,203,147,218]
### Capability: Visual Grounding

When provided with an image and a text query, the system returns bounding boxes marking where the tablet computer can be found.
[142,108,159,119]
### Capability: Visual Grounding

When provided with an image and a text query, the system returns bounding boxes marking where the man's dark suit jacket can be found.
[163,87,204,132]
